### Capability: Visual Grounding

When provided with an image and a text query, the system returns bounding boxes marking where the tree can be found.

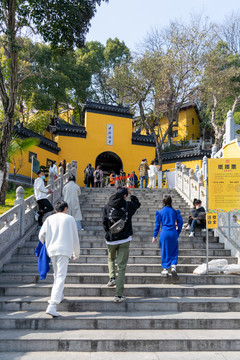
[0,0,108,204]
[111,22,211,167]
[220,11,240,54]
[77,38,131,105]
[200,41,240,148]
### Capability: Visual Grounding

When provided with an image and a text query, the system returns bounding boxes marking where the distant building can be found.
[9,101,210,186]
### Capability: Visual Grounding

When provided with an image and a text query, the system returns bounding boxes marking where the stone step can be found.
[80,220,202,228]
[0,329,240,352]
[0,273,240,285]
[0,352,238,360]
[24,241,223,250]
[0,311,240,330]
[30,231,216,241]
[2,262,232,274]
[15,247,231,257]
[81,210,190,217]
[1,296,240,312]
[1,284,240,298]
[10,255,238,265]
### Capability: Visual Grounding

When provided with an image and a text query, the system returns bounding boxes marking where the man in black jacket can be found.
[103,187,141,302]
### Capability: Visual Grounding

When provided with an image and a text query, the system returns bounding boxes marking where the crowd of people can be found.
[33,160,206,316]
[83,158,159,189]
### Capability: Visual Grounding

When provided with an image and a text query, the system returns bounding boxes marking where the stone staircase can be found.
[0,188,240,359]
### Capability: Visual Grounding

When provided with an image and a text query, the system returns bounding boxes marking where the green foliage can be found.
[0,1,108,51]
[0,187,34,215]
[234,112,240,125]
[7,135,40,163]
[24,110,52,134]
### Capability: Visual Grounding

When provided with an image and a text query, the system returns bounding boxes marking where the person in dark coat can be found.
[103,187,141,302]
[152,195,183,278]
[189,199,206,237]
[84,163,94,187]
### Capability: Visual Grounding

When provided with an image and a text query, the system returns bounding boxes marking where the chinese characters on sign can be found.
[106,124,113,146]
[208,159,240,212]
[206,213,218,229]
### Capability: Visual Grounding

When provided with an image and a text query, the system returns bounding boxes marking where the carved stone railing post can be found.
[71,160,77,179]
[202,156,208,180]
[47,172,54,189]
[211,144,217,158]
[181,164,187,194]
[195,164,199,175]
[189,168,195,200]
[157,170,162,189]
[66,162,71,175]
[197,173,204,200]
[175,162,181,190]
[14,186,25,237]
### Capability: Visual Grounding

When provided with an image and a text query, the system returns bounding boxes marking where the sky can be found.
[86,0,240,51]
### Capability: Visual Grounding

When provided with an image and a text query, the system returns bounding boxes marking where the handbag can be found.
[109,203,129,234]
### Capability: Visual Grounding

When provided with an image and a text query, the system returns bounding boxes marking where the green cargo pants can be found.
[107,241,130,297]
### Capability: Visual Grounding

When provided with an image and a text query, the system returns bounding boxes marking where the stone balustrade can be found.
[175,162,206,208]
[0,160,77,270]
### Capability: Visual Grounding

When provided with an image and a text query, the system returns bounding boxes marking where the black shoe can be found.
[171,268,179,280]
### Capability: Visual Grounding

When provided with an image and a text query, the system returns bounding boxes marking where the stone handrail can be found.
[0,160,77,270]
[175,162,206,208]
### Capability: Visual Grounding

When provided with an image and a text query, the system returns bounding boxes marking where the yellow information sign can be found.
[208,158,240,212]
[206,213,218,229]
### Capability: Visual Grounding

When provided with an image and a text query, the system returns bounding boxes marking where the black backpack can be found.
[108,203,129,234]
[86,167,94,177]
[95,170,100,181]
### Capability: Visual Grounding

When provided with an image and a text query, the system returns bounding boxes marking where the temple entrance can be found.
[95,151,123,174]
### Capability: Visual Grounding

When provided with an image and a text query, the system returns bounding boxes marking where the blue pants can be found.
[140,175,148,188]
[190,219,206,233]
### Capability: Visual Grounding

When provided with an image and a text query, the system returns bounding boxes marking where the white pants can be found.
[48,255,69,305]
[148,176,156,189]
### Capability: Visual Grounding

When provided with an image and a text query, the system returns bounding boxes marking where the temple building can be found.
[9,101,211,186]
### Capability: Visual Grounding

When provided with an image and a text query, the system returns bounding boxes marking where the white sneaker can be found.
[46,304,59,317]
[34,210,39,221]
[161,269,168,276]
[202,228,207,232]
[189,232,194,237]
[113,296,126,303]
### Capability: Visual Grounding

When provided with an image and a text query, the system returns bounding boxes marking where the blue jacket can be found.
[35,241,50,279]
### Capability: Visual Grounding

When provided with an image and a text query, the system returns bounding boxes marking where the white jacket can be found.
[49,164,58,177]
[63,181,82,221]
[149,165,158,177]
[34,177,48,201]
[39,213,80,258]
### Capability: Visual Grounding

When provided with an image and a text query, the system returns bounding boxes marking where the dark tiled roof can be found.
[54,118,87,138]
[14,124,61,155]
[83,101,132,118]
[162,148,211,162]
[132,132,155,147]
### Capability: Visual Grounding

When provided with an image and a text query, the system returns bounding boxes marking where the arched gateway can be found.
[95,151,123,174]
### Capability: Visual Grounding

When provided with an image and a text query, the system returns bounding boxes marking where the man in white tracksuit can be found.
[63,175,83,230]
[39,200,80,317]
[148,160,158,189]
[34,170,53,226]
